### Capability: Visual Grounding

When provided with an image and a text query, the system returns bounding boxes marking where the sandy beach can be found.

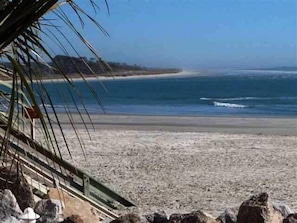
[36,71,199,83]
[38,114,297,217]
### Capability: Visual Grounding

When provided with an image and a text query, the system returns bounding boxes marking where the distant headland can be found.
[1,55,181,80]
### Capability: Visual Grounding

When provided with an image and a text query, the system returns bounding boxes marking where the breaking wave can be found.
[200,96,297,101]
[214,101,248,108]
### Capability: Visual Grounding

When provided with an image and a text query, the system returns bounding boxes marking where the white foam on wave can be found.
[200,96,297,101]
[222,97,258,100]
[200,97,212,100]
[214,101,248,108]
[41,103,52,107]
[200,97,259,101]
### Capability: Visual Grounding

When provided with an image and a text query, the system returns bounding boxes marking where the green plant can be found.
[0,0,110,165]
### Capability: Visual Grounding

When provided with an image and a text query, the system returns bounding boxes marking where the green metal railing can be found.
[0,119,134,217]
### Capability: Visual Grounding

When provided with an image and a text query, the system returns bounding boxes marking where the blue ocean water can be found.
[39,70,297,117]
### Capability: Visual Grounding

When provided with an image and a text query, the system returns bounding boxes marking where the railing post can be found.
[83,174,90,197]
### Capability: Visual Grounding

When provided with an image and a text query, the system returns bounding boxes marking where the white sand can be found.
[38,71,199,83]
[43,115,297,217]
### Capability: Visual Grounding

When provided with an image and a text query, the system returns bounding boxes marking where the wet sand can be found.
[51,114,297,136]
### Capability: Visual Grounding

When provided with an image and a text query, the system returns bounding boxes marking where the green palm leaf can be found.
[0,0,113,192]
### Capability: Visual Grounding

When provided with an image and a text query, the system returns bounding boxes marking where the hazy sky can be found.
[47,0,297,69]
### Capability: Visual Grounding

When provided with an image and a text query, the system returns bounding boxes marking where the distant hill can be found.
[1,55,181,79]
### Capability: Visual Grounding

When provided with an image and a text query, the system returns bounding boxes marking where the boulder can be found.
[237,192,283,223]
[283,214,297,223]
[273,203,293,218]
[144,210,168,223]
[0,189,23,222]
[111,213,141,223]
[46,188,99,223]
[2,216,21,223]
[35,199,64,222]
[0,166,35,210]
[169,211,218,223]
[216,207,238,223]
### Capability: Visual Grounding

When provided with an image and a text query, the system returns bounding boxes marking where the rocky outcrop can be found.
[0,185,296,223]
[145,211,168,223]
[237,192,283,223]
[0,166,35,211]
[0,189,23,217]
[169,211,218,223]
[35,199,64,222]
[0,189,22,222]
[0,187,98,222]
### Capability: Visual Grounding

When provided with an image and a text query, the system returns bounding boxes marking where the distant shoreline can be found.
[0,69,187,82]
[38,70,199,83]
[2,68,296,83]
[37,68,297,83]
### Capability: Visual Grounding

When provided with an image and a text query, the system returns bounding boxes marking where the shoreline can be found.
[37,71,199,83]
[45,114,297,136]
[1,71,197,83]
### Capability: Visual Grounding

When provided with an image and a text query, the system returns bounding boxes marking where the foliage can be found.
[0,0,110,163]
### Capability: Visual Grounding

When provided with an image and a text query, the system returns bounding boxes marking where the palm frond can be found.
[0,0,112,183]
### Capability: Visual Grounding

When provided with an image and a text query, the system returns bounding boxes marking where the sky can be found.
[45,0,297,69]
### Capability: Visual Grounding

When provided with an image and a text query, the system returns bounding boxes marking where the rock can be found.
[169,211,218,223]
[144,210,168,223]
[0,189,23,221]
[46,188,99,223]
[61,215,84,223]
[0,166,35,210]
[237,192,283,223]
[273,202,293,217]
[216,207,238,223]
[144,214,154,223]
[283,214,297,223]
[140,215,151,223]
[35,199,64,222]
[112,213,141,223]
[2,216,21,223]
[0,189,23,216]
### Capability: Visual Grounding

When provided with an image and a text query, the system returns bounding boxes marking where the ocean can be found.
[39,70,297,117]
